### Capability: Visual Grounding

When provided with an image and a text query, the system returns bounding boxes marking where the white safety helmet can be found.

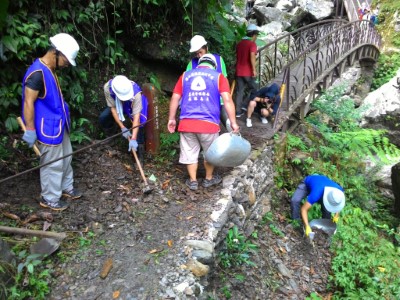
[111,75,133,101]
[198,53,217,69]
[50,33,79,66]
[189,35,207,53]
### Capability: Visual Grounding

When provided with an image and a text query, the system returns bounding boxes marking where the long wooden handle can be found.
[0,225,66,240]
[132,150,148,185]
[17,117,41,156]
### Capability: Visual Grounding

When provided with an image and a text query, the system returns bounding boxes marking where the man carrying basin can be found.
[168,54,239,191]
[290,174,345,237]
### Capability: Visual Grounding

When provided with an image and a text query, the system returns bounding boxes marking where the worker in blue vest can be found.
[291,174,345,237]
[99,75,148,164]
[186,35,231,132]
[21,33,82,211]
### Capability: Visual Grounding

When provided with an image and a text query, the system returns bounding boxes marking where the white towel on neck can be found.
[115,97,125,122]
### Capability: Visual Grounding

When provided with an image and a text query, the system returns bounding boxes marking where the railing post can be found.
[142,83,160,154]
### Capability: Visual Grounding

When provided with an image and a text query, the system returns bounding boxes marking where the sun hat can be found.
[246,24,260,32]
[323,186,345,213]
[111,75,133,101]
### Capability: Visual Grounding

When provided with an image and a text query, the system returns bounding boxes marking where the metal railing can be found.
[256,20,348,87]
[256,19,381,132]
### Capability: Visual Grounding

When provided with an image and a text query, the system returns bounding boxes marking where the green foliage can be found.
[0,135,13,161]
[156,132,180,163]
[307,85,400,164]
[69,118,92,144]
[274,83,400,298]
[371,53,400,90]
[8,250,50,300]
[261,212,285,237]
[305,292,323,300]
[330,206,400,299]
[220,286,232,299]
[218,226,258,268]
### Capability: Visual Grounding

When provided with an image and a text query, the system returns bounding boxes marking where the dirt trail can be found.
[0,119,334,299]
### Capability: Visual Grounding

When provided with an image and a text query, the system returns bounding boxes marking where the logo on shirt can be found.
[191,76,206,91]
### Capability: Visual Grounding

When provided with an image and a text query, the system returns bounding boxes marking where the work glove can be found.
[121,127,132,140]
[128,139,138,152]
[332,215,339,223]
[22,130,37,148]
[305,225,312,237]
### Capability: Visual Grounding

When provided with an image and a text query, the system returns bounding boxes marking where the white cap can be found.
[189,35,207,53]
[50,33,79,66]
[246,24,260,32]
[323,187,345,213]
[111,75,133,101]
[198,53,217,69]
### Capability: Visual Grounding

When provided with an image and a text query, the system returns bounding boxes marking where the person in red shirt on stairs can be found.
[234,24,260,118]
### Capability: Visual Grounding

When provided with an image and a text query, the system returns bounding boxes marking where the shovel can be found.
[131,149,153,194]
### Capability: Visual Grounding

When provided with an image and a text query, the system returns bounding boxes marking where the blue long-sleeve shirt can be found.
[305,175,344,205]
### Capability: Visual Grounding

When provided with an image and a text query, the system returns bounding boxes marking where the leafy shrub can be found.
[330,206,400,299]
[371,53,400,90]
[218,226,258,268]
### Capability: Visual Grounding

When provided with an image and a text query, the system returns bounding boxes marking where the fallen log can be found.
[0,225,66,240]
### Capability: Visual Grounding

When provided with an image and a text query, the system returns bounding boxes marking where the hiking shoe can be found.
[39,198,69,211]
[236,112,243,118]
[246,118,252,128]
[260,117,268,124]
[62,188,83,200]
[202,175,222,188]
[185,179,198,191]
[241,106,247,112]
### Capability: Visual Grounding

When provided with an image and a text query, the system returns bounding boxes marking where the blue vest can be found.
[21,59,70,145]
[109,80,148,127]
[180,67,221,125]
[191,54,224,75]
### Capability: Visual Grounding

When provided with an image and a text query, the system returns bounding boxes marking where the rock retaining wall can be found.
[161,143,275,299]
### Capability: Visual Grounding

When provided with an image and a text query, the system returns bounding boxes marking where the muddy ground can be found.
[0,118,334,299]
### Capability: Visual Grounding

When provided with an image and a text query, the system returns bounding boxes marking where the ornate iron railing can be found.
[256,20,380,132]
[257,20,348,86]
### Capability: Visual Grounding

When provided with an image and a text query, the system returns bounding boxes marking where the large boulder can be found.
[360,68,400,148]
[253,6,292,29]
[297,0,334,20]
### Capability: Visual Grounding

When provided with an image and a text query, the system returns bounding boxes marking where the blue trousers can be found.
[99,107,145,144]
[290,181,331,220]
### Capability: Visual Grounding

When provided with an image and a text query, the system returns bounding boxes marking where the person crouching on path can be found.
[99,75,148,163]
[21,33,82,211]
[168,54,239,191]
[291,174,345,237]
[246,82,280,127]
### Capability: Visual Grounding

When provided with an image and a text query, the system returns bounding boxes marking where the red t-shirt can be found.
[172,66,230,133]
[235,39,257,77]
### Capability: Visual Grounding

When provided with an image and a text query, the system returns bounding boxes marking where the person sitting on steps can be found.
[246,83,281,127]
